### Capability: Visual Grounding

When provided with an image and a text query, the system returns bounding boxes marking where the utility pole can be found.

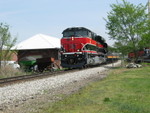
[148,0,150,17]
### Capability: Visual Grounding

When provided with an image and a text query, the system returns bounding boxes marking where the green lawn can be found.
[40,66,150,113]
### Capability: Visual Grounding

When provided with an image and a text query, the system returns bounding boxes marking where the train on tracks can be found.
[19,27,119,71]
[60,27,119,69]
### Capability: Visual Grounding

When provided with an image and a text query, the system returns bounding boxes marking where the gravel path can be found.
[0,61,121,112]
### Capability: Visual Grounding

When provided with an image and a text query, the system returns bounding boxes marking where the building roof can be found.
[2,45,8,50]
[13,34,60,50]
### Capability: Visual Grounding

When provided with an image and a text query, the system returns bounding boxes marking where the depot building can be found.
[13,34,61,65]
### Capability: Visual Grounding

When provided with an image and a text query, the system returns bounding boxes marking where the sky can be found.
[0,0,148,46]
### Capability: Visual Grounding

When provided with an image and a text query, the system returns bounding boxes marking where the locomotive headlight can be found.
[77,49,80,52]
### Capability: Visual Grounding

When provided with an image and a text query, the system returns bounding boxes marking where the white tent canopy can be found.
[12,34,60,50]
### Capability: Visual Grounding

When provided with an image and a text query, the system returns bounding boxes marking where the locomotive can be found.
[60,27,108,68]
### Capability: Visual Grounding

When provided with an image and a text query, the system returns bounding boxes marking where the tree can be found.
[139,19,150,48]
[113,41,130,57]
[105,0,149,62]
[0,23,17,68]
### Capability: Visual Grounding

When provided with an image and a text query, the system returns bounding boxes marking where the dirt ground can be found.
[1,70,109,113]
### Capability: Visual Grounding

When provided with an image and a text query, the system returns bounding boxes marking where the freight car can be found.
[106,52,120,63]
[60,27,108,68]
[128,48,150,63]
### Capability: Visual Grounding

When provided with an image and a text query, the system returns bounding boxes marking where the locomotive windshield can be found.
[62,27,93,38]
[63,30,88,37]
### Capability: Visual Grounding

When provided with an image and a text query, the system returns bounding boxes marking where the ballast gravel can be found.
[0,61,121,110]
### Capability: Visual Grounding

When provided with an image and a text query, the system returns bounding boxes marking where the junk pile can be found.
[126,63,142,68]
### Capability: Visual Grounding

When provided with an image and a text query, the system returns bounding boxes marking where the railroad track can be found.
[0,73,42,84]
[0,71,64,86]
[0,62,117,86]
[0,69,81,86]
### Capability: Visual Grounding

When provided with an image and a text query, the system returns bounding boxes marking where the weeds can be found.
[0,65,25,78]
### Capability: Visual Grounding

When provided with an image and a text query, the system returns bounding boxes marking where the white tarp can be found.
[12,34,60,50]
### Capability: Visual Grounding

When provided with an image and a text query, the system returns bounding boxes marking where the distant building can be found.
[12,34,61,65]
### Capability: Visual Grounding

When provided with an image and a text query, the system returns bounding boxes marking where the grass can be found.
[35,66,150,113]
[142,62,150,66]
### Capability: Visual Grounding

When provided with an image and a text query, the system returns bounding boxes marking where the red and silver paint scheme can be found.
[61,27,107,68]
